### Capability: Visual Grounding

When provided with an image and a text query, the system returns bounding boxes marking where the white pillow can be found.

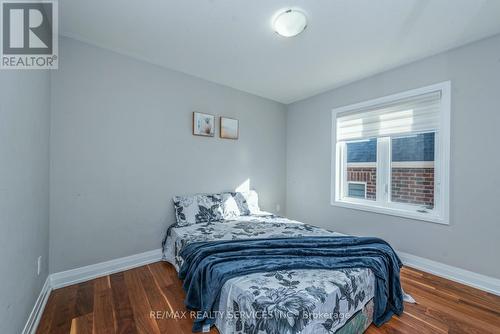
[243,190,260,214]
[220,190,260,219]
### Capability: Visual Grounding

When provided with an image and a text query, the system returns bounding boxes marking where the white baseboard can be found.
[22,277,51,334]
[50,248,163,289]
[25,248,163,333]
[398,251,500,296]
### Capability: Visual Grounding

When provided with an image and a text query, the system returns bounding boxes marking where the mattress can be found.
[163,213,376,334]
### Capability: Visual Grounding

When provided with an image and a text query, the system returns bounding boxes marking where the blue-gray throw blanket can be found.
[178,236,404,332]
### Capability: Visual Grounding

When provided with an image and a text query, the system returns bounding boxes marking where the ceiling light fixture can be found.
[273,9,307,37]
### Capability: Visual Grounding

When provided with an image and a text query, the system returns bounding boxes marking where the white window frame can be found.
[347,181,367,199]
[331,81,451,225]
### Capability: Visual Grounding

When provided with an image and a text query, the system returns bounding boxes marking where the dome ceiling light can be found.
[273,9,307,37]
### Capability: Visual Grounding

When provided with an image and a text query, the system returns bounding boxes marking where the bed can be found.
[162,191,401,334]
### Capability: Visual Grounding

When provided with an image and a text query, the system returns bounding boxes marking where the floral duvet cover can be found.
[162,214,375,334]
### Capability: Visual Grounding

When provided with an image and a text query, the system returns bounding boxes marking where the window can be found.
[346,139,376,200]
[347,182,367,199]
[332,82,450,224]
[391,133,435,209]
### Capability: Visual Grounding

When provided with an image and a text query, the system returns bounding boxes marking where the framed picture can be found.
[220,117,239,139]
[192,112,215,137]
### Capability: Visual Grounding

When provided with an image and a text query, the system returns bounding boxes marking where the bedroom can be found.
[1,0,499,333]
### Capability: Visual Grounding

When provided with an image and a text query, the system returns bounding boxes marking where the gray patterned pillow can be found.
[173,193,223,226]
[220,193,242,219]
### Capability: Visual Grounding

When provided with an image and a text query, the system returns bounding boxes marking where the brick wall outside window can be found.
[347,166,434,207]
[391,167,434,207]
[347,167,377,200]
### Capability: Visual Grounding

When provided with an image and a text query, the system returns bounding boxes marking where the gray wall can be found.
[50,37,287,273]
[286,34,500,279]
[0,71,50,333]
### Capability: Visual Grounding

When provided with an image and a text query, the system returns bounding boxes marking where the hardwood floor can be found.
[36,262,500,334]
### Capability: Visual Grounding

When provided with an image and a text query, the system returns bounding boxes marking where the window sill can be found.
[331,199,449,225]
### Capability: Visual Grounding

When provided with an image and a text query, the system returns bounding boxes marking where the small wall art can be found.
[220,117,239,140]
[192,112,215,137]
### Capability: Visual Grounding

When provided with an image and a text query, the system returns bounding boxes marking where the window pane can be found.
[391,132,435,208]
[346,138,377,200]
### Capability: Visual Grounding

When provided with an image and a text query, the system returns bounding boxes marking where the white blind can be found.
[336,91,442,141]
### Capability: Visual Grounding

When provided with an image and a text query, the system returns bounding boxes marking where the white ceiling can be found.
[60,0,500,104]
